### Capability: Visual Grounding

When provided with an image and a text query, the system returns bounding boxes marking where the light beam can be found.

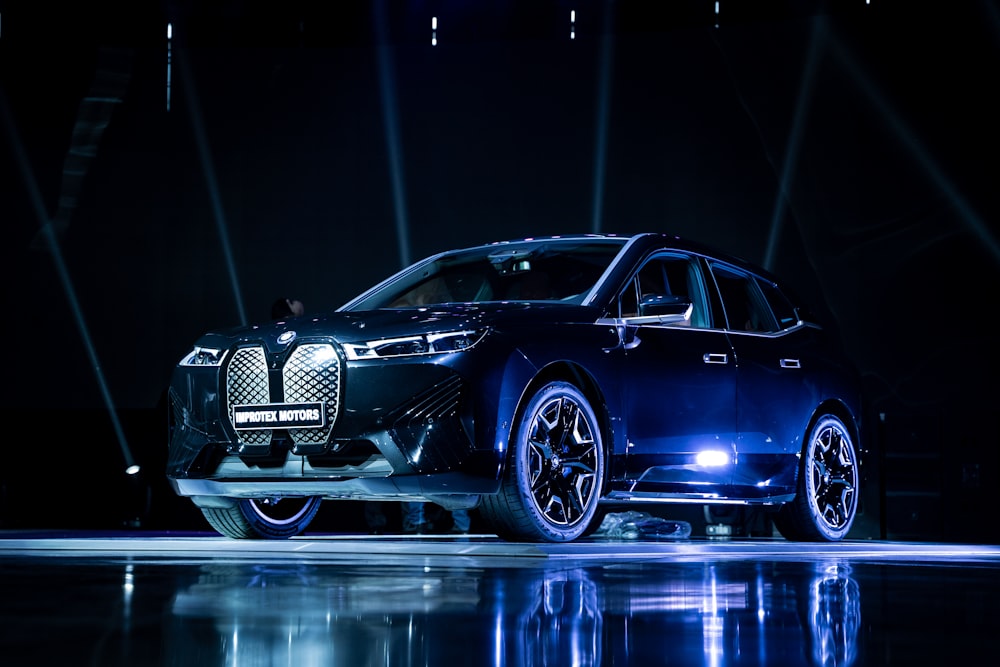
[177,50,248,324]
[828,32,1000,266]
[0,89,136,470]
[374,0,412,269]
[591,0,615,234]
[763,20,825,271]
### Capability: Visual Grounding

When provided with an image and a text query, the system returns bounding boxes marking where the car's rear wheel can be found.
[774,415,859,541]
[480,381,604,542]
[200,496,322,539]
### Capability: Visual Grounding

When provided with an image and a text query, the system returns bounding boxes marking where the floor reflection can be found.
[3,537,1000,666]
[164,559,860,667]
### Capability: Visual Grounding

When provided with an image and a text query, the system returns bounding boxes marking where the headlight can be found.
[343,329,487,360]
[179,346,228,366]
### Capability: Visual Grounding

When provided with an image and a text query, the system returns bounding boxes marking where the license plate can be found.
[232,402,326,430]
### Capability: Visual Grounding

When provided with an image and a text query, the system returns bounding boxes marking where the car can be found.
[166,232,863,543]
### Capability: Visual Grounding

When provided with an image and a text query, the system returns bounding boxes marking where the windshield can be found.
[344,239,626,310]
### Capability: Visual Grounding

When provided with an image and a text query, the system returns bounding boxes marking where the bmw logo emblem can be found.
[277,330,297,345]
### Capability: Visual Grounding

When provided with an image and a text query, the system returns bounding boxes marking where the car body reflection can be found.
[167,560,860,666]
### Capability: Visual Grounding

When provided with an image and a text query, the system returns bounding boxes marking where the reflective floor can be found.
[2,531,999,666]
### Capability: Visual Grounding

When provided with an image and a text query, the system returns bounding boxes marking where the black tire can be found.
[200,496,322,539]
[480,381,604,542]
[774,415,859,541]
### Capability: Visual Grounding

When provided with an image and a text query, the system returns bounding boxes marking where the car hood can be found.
[195,303,604,353]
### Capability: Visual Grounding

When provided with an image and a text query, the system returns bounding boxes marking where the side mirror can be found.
[637,294,692,323]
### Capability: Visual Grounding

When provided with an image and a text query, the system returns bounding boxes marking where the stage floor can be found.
[2,531,998,666]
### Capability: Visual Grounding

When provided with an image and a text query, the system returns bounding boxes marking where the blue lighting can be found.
[696,451,730,467]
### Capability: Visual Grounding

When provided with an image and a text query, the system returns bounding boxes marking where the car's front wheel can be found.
[774,415,859,541]
[480,381,604,542]
[200,496,322,539]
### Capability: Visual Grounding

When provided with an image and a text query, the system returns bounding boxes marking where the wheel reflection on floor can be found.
[163,557,860,666]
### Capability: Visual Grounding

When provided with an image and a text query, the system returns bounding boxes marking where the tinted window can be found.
[758,279,798,330]
[347,240,625,309]
[709,263,778,333]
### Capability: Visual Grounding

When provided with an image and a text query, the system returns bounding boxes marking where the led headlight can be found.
[179,346,228,366]
[343,329,487,360]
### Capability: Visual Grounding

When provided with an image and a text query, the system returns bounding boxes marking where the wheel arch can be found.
[793,398,863,491]
[807,398,863,457]
[808,397,867,502]
[511,360,615,491]
[481,360,612,541]
[774,398,864,541]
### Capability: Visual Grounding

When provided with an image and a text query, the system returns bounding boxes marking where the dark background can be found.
[1,1,997,541]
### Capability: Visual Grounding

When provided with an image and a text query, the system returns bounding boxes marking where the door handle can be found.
[780,358,801,369]
[703,353,729,365]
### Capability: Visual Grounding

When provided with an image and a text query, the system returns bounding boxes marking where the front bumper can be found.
[166,338,505,500]
[171,449,502,508]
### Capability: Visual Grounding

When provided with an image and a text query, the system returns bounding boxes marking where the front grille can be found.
[224,343,342,450]
[283,343,341,445]
[227,347,271,447]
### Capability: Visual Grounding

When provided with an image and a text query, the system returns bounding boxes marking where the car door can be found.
[708,262,810,498]
[617,253,738,493]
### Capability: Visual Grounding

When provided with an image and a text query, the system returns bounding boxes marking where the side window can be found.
[758,279,798,330]
[709,262,779,333]
[619,253,712,328]
[619,277,640,318]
